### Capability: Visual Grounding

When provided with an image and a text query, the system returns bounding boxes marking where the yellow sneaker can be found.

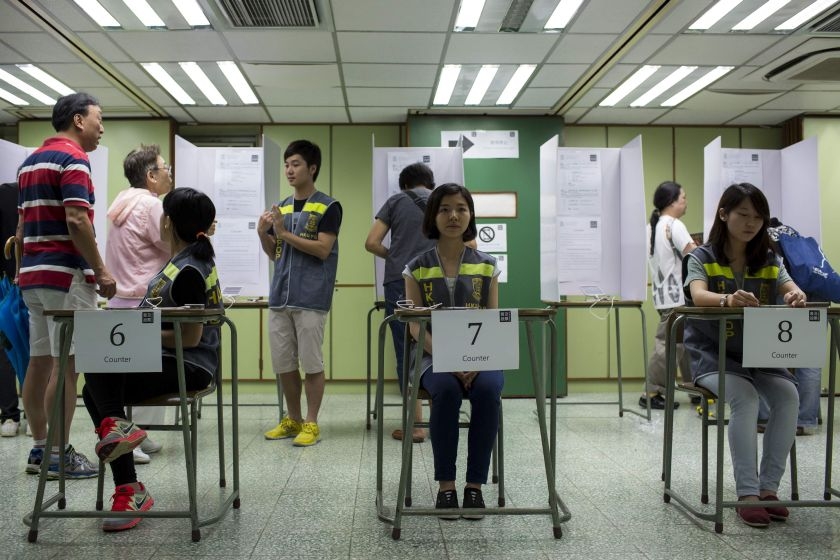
[697,399,716,419]
[293,422,320,447]
[264,417,302,440]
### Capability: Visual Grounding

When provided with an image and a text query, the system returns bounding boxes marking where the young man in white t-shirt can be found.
[640,182,697,410]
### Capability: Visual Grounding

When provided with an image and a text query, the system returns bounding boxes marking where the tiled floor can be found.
[2,389,840,559]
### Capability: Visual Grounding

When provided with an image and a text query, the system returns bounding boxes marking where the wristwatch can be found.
[719,294,728,307]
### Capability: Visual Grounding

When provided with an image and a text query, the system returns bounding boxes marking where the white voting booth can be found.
[0,138,109,250]
[175,135,281,297]
[539,135,647,300]
[370,143,465,300]
[703,136,820,241]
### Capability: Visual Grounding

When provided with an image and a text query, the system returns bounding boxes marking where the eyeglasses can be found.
[151,165,172,174]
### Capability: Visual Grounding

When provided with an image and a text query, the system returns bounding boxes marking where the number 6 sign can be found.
[73,309,162,373]
[431,309,519,372]
[742,307,826,368]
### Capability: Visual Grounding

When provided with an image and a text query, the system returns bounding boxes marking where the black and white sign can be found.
[74,310,162,373]
[431,309,519,372]
[742,307,826,368]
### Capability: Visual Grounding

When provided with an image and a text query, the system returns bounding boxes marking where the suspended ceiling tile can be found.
[36,63,112,89]
[514,88,564,108]
[113,63,156,87]
[653,107,751,125]
[29,1,101,31]
[346,87,431,106]
[349,107,411,122]
[726,109,806,126]
[76,32,132,63]
[760,90,840,111]
[337,32,445,63]
[648,35,780,67]
[679,91,784,112]
[590,64,637,89]
[530,64,589,87]
[223,31,336,63]
[185,106,271,124]
[578,107,666,125]
[649,0,711,34]
[266,106,350,123]
[560,107,588,123]
[332,0,454,32]
[243,64,341,87]
[620,34,672,64]
[0,39,25,63]
[547,34,618,64]
[116,31,231,62]
[256,86,344,106]
[576,87,611,107]
[342,64,438,87]
[84,87,144,108]
[0,33,81,63]
[571,0,655,34]
[445,33,557,64]
[139,86,181,106]
[0,8,43,32]
[159,106,195,123]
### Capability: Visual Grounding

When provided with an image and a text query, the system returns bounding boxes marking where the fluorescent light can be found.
[776,0,839,30]
[0,86,28,106]
[496,64,536,105]
[172,0,210,26]
[0,69,55,104]
[123,0,165,27]
[141,63,195,105]
[599,65,659,106]
[732,0,791,30]
[179,62,226,105]
[630,66,696,107]
[73,0,120,27]
[217,61,258,104]
[661,66,733,106]
[16,65,74,96]
[544,0,585,30]
[454,0,485,31]
[688,0,743,30]
[465,65,498,105]
[433,65,461,105]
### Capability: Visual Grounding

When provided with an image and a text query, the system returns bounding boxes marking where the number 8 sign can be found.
[742,307,826,368]
[431,309,519,372]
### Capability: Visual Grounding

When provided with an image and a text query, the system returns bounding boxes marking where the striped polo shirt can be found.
[17,136,96,292]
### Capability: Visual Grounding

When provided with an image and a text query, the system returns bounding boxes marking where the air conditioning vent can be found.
[215,0,319,28]
[811,7,840,33]
[500,0,536,32]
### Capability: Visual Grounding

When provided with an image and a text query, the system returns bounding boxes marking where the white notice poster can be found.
[214,149,262,217]
[556,216,601,282]
[476,223,507,253]
[557,151,602,215]
[491,253,508,283]
[212,217,262,295]
[722,150,763,188]
[440,130,519,159]
[386,151,434,196]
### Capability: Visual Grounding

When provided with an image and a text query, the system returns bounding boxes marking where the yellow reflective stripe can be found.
[412,266,445,281]
[205,267,219,291]
[460,263,495,277]
[746,265,779,280]
[162,262,180,281]
[302,202,328,215]
[703,263,734,279]
[279,204,293,215]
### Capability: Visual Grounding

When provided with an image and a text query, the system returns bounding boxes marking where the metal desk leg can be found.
[366,303,380,430]
[825,318,838,499]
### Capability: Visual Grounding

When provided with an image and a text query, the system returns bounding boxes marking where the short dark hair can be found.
[163,187,216,261]
[284,139,322,181]
[51,92,100,132]
[708,183,771,272]
[422,183,477,242]
[398,163,434,191]
[123,144,161,188]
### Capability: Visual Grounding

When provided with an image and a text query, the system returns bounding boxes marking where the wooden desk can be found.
[24,308,240,543]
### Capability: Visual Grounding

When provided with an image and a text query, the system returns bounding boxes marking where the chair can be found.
[676,381,798,504]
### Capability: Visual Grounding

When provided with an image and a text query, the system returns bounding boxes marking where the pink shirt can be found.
[105,187,170,300]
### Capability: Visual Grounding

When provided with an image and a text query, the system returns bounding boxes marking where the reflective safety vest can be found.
[268,191,340,311]
[683,245,780,377]
[407,247,496,309]
[144,248,223,376]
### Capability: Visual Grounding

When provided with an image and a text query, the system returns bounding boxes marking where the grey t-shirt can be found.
[375,188,435,284]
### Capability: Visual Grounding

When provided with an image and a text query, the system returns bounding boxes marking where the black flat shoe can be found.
[435,489,459,520]
[639,394,679,410]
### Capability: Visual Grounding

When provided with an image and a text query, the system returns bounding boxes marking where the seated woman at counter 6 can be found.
[682,182,806,529]
[403,183,503,520]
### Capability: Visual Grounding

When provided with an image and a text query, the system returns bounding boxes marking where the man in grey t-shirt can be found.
[365,163,435,442]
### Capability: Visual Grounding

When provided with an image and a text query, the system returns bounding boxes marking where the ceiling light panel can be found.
[217,61,259,104]
[179,62,226,105]
[599,65,659,106]
[689,0,743,30]
[173,0,210,26]
[776,0,839,30]
[434,65,462,104]
[0,68,56,104]
[16,65,75,96]
[73,0,121,27]
[544,0,584,30]
[465,65,499,105]
[630,66,697,107]
[454,0,486,31]
[123,0,165,27]
[0,86,29,106]
[142,63,195,105]
[497,64,536,105]
[731,0,792,30]
[662,66,734,106]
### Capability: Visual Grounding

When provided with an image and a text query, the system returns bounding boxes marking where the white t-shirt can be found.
[647,216,693,309]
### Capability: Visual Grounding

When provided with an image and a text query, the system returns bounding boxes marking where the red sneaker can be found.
[736,503,770,528]
[95,417,146,463]
[103,482,154,532]
[760,495,790,521]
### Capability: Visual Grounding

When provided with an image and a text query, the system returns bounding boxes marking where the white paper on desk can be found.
[386,151,434,196]
[557,151,602,216]
[722,150,762,189]
[212,217,263,294]
[214,149,262,217]
[556,216,601,282]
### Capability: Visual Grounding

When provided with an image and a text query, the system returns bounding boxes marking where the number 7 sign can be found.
[431,309,519,372]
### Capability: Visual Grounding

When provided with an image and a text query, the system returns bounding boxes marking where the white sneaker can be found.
[25,421,32,436]
[1,419,20,437]
[140,438,162,454]
[133,447,151,464]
